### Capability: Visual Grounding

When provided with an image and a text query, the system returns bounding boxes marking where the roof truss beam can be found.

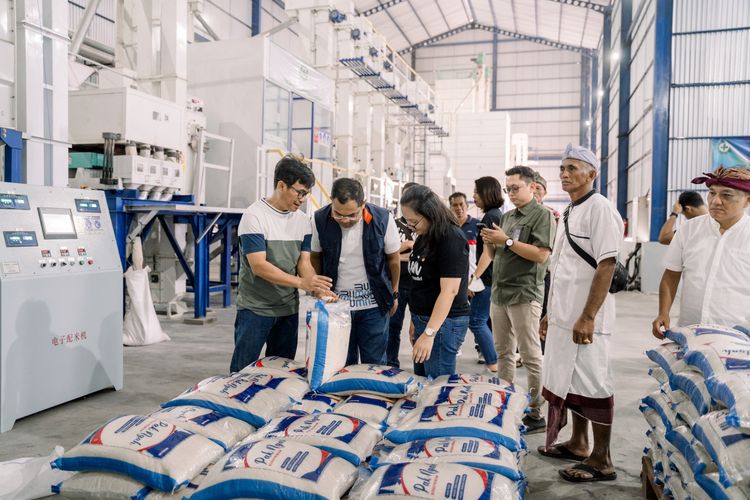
[361,0,407,16]
[546,0,610,14]
[399,22,593,54]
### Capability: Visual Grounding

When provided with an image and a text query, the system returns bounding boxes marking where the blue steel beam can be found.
[0,128,23,183]
[251,0,260,36]
[650,0,673,241]
[616,0,633,219]
[400,22,591,54]
[599,9,612,196]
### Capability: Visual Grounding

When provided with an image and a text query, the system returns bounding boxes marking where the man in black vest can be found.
[311,178,402,365]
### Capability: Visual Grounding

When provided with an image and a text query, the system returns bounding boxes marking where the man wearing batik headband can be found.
[653,167,750,337]
[537,144,624,484]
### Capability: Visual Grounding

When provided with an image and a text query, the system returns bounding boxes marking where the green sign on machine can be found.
[68,152,105,169]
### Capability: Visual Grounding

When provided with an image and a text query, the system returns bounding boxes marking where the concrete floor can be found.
[0,292,661,499]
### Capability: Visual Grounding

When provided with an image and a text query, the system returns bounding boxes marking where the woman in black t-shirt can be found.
[400,185,470,377]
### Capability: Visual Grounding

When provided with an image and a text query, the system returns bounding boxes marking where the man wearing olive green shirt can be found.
[481,165,556,433]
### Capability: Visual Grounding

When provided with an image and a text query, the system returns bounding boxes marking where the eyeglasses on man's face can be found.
[504,185,522,194]
[286,184,310,200]
[332,209,362,223]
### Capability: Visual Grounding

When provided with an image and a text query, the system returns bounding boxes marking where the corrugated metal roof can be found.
[356,0,610,53]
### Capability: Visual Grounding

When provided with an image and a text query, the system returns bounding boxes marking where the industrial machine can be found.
[0,182,123,432]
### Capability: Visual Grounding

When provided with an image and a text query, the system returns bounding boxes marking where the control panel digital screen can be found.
[0,193,30,210]
[3,231,38,247]
[75,199,101,213]
[38,208,78,240]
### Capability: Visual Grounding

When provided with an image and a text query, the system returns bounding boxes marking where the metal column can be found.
[650,0,673,241]
[251,0,261,36]
[616,0,633,219]
[600,10,612,197]
[1,128,23,183]
[579,53,592,147]
[491,32,498,111]
[191,216,210,321]
[590,54,599,154]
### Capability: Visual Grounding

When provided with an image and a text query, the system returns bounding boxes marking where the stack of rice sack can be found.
[353,373,530,500]
[50,357,319,499]
[641,324,750,500]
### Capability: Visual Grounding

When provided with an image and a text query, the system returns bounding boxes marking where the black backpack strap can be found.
[564,209,598,270]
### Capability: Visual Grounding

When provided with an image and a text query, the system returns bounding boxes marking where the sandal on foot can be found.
[559,463,617,483]
[537,444,589,461]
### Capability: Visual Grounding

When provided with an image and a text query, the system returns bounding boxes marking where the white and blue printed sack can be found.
[666,325,750,353]
[232,369,310,401]
[353,462,526,499]
[190,439,357,500]
[52,467,209,499]
[684,342,750,379]
[334,394,394,430]
[384,402,524,452]
[161,373,293,427]
[706,371,750,429]
[370,437,523,481]
[645,343,686,378]
[693,410,750,487]
[317,364,422,398]
[286,392,343,416]
[244,356,308,378]
[669,370,716,415]
[416,384,528,418]
[50,415,224,493]
[149,406,254,452]
[428,374,518,392]
[250,412,381,466]
[306,299,351,391]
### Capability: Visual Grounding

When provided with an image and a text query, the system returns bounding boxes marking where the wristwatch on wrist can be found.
[669,212,679,218]
[424,327,436,338]
[505,238,514,248]
[393,291,399,300]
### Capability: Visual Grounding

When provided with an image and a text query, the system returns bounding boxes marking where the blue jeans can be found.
[346,307,390,365]
[230,308,298,373]
[469,287,498,365]
[412,314,470,378]
[386,288,411,367]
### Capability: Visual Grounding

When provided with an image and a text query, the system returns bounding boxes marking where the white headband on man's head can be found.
[562,143,600,171]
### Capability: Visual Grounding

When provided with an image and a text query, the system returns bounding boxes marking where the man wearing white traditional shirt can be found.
[311,178,401,365]
[538,144,623,484]
[653,167,750,337]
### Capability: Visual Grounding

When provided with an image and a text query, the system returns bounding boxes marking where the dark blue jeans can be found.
[469,287,498,365]
[346,307,390,365]
[386,288,411,367]
[230,308,298,373]
[412,314,470,378]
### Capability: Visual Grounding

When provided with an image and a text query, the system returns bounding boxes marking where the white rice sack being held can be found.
[244,356,307,379]
[428,374,518,392]
[50,415,224,493]
[189,439,357,500]
[384,403,524,452]
[416,385,528,418]
[666,325,750,352]
[353,462,525,500]
[317,364,423,398]
[233,369,310,401]
[161,373,293,427]
[669,370,716,415]
[149,406,254,452]
[306,299,352,391]
[334,394,395,430]
[645,343,687,378]
[685,342,750,379]
[287,393,343,415]
[370,437,522,481]
[693,410,750,488]
[252,412,381,466]
[706,371,750,429]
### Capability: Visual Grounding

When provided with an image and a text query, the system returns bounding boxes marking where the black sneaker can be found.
[477,351,485,364]
[523,415,547,434]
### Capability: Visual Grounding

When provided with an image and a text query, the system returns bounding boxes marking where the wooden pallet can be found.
[641,455,664,500]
